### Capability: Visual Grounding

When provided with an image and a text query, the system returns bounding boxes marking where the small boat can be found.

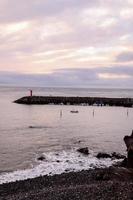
[70,110,79,113]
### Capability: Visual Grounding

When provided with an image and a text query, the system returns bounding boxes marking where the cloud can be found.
[0,0,96,23]
[116,51,133,62]
[98,73,131,79]
[0,66,133,88]
[0,0,133,87]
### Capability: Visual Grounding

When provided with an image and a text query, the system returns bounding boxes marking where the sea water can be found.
[0,86,133,184]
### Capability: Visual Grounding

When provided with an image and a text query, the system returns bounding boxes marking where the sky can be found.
[0,0,133,88]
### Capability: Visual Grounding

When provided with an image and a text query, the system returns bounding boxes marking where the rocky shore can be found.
[1,133,133,200]
[14,96,133,107]
[0,167,133,200]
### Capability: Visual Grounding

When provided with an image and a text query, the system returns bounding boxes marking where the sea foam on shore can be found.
[0,149,121,185]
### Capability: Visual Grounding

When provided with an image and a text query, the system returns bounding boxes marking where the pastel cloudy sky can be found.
[0,0,133,87]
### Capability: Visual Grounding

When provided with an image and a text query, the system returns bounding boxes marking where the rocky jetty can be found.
[14,96,133,107]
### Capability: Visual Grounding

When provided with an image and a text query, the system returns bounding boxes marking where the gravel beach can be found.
[0,167,133,200]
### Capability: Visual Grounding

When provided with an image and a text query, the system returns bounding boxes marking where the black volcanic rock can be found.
[96,152,125,160]
[96,152,112,159]
[111,152,126,159]
[37,156,46,161]
[77,147,89,155]
[124,131,133,168]
[120,158,128,167]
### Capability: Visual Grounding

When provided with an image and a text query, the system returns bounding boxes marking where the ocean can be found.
[0,86,133,184]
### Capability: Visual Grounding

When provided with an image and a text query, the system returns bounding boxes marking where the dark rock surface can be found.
[111,152,125,159]
[96,152,112,159]
[116,158,127,167]
[124,136,133,150]
[37,156,46,161]
[128,147,133,168]
[96,152,125,160]
[0,167,133,200]
[77,147,89,155]
[124,131,133,168]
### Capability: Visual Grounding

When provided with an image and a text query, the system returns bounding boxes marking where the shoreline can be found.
[0,149,126,185]
[14,96,133,107]
[0,167,133,200]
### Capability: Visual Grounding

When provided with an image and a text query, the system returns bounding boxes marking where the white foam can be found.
[0,150,120,185]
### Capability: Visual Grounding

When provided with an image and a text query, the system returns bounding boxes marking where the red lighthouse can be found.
[30,90,32,97]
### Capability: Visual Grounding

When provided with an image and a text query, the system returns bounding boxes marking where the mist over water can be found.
[0,86,133,183]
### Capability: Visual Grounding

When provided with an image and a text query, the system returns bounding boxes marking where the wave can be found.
[0,149,121,185]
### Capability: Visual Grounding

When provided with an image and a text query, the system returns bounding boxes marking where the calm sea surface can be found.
[0,86,133,183]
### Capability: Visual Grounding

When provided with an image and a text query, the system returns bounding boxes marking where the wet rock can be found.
[124,130,133,149]
[120,157,127,167]
[127,146,133,168]
[124,136,133,150]
[111,152,126,159]
[29,126,34,128]
[96,152,112,159]
[65,169,70,172]
[96,152,125,160]
[56,160,60,163]
[37,156,46,161]
[113,158,127,167]
[77,147,89,155]
[124,131,133,168]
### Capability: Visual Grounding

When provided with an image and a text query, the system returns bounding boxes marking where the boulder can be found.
[120,157,127,167]
[37,155,46,161]
[29,126,34,128]
[56,160,60,163]
[96,152,112,159]
[111,152,125,159]
[124,136,133,150]
[127,146,133,168]
[77,147,89,155]
[97,152,125,160]
[124,131,133,168]
[113,158,127,167]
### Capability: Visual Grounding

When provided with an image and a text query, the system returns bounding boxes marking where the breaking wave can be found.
[0,149,120,185]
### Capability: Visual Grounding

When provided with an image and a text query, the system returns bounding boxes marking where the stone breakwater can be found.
[14,96,133,107]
